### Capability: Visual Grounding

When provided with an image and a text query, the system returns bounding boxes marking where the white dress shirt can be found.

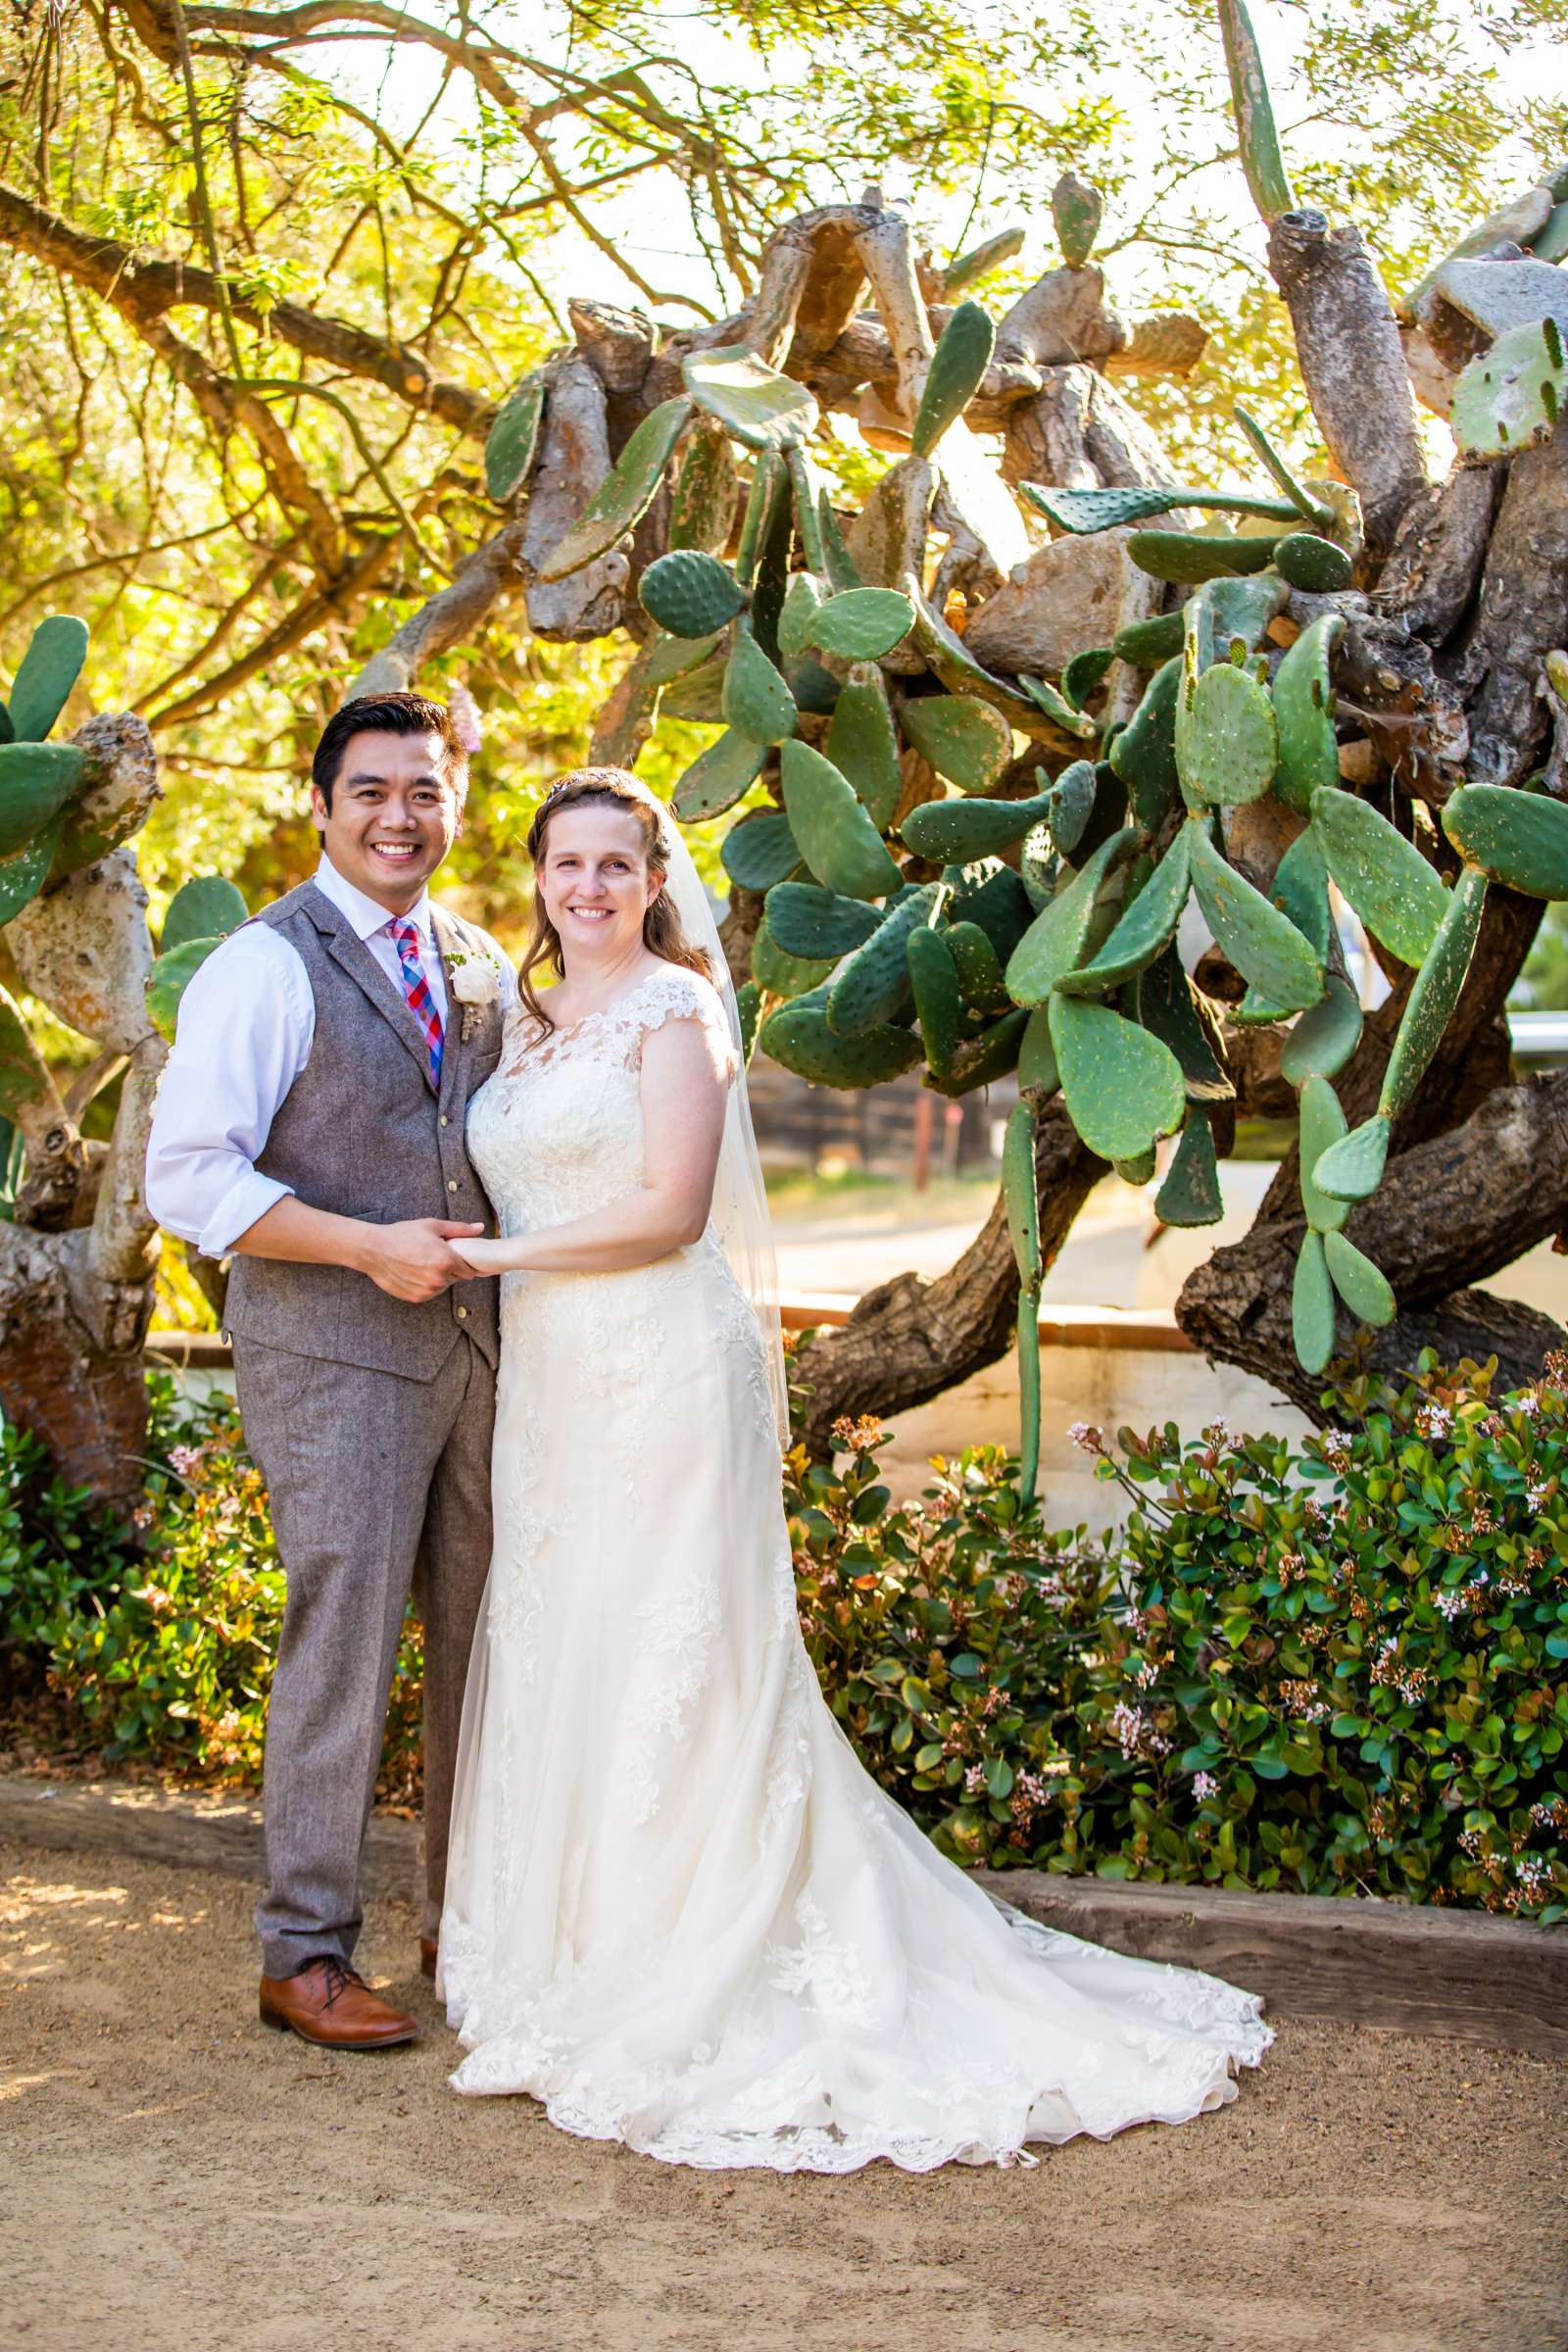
[144,857,516,1258]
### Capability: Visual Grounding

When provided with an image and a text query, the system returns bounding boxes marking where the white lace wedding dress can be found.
[439,964,1271,2171]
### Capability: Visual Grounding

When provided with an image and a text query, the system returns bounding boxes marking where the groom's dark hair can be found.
[313,692,468,812]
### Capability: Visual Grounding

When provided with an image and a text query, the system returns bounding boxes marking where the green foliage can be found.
[783,1362,1568,1919]
[0,1376,423,1800]
[11,1361,1567,1925]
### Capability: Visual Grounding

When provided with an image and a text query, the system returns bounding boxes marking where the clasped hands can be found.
[357,1217,506,1303]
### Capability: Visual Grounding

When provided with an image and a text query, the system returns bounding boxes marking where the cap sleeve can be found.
[635,967,738,1085]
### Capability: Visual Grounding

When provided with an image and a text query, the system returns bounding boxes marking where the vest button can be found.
[456,1304,467,1320]
[440,1114,449,1127]
[447,1178,459,1192]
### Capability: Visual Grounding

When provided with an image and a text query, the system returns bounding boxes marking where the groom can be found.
[146,691,514,2049]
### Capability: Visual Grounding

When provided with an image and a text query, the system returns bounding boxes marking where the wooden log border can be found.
[3,1775,1563,2060]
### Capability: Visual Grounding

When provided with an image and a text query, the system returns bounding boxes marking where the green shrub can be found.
[782,1353,1568,1923]
[0,1375,422,1788]
[0,1420,134,1671]
[7,1355,1565,1922]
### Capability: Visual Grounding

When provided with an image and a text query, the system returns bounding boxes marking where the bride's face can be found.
[539,804,661,963]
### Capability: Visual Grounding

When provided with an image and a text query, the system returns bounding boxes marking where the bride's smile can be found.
[537,805,662,1002]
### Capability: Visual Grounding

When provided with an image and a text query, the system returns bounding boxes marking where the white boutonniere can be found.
[445,945,502,1040]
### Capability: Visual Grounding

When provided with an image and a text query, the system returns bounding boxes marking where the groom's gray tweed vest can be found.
[223,879,504,1380]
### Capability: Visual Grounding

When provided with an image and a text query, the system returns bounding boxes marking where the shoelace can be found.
[314,1955,362,2010]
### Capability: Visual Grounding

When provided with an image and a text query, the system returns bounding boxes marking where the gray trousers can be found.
[233,1333,496,1979]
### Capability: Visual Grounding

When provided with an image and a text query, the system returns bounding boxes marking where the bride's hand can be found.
[448,1234,511,1274]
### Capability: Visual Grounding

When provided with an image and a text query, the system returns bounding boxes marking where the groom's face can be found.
[312,727,462,913]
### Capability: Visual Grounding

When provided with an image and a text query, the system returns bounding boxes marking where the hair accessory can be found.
[447,681,483,755]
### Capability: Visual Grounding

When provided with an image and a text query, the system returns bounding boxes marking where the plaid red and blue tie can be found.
[387,916,444,1086]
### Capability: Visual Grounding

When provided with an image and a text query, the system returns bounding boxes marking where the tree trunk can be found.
[792,1102,1104,1453]
[0,722,166,1511]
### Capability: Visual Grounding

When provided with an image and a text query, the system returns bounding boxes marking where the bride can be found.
[439,764,1270,2172]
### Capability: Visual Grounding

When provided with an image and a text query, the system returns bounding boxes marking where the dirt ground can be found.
[3,1837,1566,2352]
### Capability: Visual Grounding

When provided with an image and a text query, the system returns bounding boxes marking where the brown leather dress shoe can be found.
[418,1936,437,1982]
[259,1955,418,2049]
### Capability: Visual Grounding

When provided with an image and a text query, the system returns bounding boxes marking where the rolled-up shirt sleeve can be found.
[144,925,315,1257]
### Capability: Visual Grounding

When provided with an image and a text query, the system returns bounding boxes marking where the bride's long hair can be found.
[516,766,714,1029]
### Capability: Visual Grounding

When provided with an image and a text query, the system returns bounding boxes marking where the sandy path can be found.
[3,1838,1565,2352]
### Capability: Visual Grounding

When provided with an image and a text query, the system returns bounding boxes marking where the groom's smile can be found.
[311,724,464,915]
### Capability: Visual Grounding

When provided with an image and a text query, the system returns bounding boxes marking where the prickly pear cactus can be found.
[522,140,1568,1506]
[1,617,244,1136]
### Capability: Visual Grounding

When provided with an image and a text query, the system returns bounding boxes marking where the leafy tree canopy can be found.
[1,0,1564,922]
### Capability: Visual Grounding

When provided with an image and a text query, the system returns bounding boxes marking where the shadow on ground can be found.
[3,1840,1565,2352]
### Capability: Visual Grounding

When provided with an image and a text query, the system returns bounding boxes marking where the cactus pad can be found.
[1016,673,1098,739]
[1450,318,1566,460]
[1128,530,1280,585]
[1005,825,1140,1004]
[827,885,937,1034]
[759,998,923,1087]
[1109,657,1182,830]
[806,587,916,662]
[1021,483,1300,536]
[944,919,1011,1011]
[1291,1230,1337,1375]
[1187,820,1323,1012]
[0,741,87,858]
[1279,974,1363,1086]
[640,549,748,638]
[0,816,64,926]
[721,624,797,745]
[1323,1230,1396,1329]
[720,808,802,893]
[900,694,1013,793]
[1041,760,1097,857]
[1219,0,1297,221]
[1311,1112,1391,1202]
[536,397,692,580]
[1187,573,1289,670]
[751,916,834,1000]
[7,616,89,744]
[1378,864,1488,1120]
[911,301,996,459]
[1298,1073,1351,1235]
[681,343,819,450]
[1056,829,1193,997]
[1112,611,1186,668]
[1272,532,1354,592]
[777,572,826,667]
[1047,993,1186,1161]
[668,424,739,555]
[1442,782,1568,900]
[163,876,247,956]
[1272,612,1346,814]
[1153,1107,1224,1227]
[671,726,768,821]
[736,980,762,1065]
[764,882,881,960]
[1061,648,1115,710]
[1178,661,1278,806]
[906,923,964,1074]
[900,784,1054,864]
[484,371,546,502]
[927,1005,1029,1097]
[945,860,1034,963]
[781,739,903,903]
[1002,1095,1044,1287]
[943,226,1027,298]
[825,662,902,830]
[1310,785,1448,965]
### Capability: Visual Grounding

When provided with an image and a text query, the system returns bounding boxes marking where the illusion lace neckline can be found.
[523,964,679,1040]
